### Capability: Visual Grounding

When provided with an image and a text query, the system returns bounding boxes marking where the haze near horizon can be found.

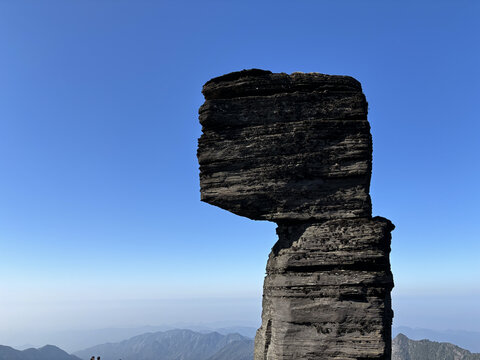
[0,0,478,345]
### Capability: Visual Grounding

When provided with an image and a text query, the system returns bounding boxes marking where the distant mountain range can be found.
[3,325,258,353]
[5,325,477,354]
[3,330,480,360]
[393,333,480,360]
[72,330,480,360]
[73,329,253,360]
[393,326,480,353]
[0,345,80,360]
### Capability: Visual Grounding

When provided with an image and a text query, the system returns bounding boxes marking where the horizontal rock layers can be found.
[197,69,394,359]
[255,217,394,360]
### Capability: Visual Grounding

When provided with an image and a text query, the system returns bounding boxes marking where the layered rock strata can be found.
[197,69,394,359]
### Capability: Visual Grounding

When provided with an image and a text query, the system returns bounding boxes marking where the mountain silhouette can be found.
[393,333,480,360]
[74,329,252,360]
[0,345,81,360]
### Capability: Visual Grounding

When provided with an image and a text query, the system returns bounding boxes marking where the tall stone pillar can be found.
[197,69,394,360]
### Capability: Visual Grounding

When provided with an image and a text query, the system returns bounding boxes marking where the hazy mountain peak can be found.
[393,334,480,360]
[395,333,410,343]
[393,326,480,353]
[74,329,253,360]
[0,344,81,360]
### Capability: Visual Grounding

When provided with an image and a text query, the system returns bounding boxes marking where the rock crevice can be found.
[197,69,394,360]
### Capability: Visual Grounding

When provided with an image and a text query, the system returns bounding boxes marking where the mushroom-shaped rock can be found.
[197,69,394,360]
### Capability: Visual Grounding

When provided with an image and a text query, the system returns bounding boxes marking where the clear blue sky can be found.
[0,0,479,341]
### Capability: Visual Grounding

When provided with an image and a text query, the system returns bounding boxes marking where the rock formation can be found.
[197,69,394,360]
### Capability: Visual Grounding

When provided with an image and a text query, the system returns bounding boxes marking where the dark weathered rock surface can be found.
[198,69,371,221]
[197,69,394,359]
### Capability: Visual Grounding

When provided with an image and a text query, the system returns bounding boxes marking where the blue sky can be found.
[0,0,479,339]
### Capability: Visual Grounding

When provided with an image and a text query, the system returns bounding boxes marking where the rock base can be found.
[254,217,394,360]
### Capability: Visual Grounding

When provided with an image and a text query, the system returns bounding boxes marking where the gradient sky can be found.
[0,0,479,343]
